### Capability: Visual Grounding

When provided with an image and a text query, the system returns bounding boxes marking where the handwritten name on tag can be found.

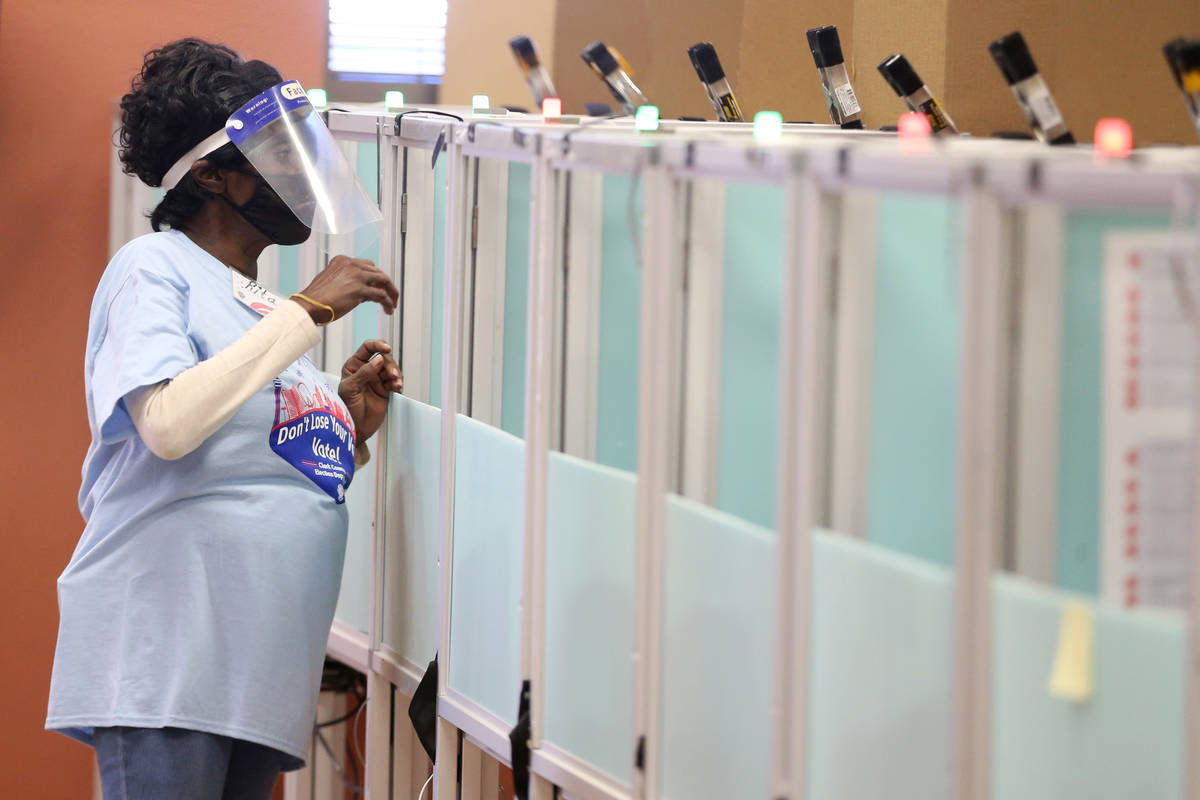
[231,271,282,316]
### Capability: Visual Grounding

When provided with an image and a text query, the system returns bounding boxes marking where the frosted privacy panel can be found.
[542,452,637,783]
[716,183,786,529]
[351,142,381,348]
[447,414,525,723]
[660,495,776,800]
[595,174,643,472]
[321,142,383,368]
[322,367,370,633]
[1056,210,1171,594]
[430,154,448,409]
[381,395,442,663]
[334,447,375,634]
[802,528,1186,799]
[275,245,300,297]
[501,162,532,437]
[867,192,962,565]
[356,141,379,214]
[807,531,952,800]
[991,575,1186,799]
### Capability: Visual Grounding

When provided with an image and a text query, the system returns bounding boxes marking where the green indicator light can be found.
[307,88,328,107]
[472,94,490,110]
[635,105,660,131]
[384,90,405,109]
[753,110,783,140]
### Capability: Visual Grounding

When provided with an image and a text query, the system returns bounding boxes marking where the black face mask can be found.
[223,176,312,246]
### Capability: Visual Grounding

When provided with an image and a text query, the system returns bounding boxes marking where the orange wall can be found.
[441,0,558,109]
[0,2,323,795]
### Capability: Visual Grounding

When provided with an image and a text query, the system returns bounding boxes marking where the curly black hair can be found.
[119,38,282,231]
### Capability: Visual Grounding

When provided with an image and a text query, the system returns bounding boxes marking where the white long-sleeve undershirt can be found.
[125,299,370,466]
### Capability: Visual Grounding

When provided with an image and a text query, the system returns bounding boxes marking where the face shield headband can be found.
[160,80,382,236]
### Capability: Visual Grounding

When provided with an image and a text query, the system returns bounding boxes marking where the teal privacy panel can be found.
[356,140,380,203]
[595,174,643,471]
[276,245,300,297]
[352,142,382,351]
[659,494,776,800]
[332,370,373,634]
[430,154,448,408]
[716,183,786,529]
[991,574,1185,799]
[867,192,962,565]
[807,531,952,800]
[381,395,442,663]
[501,162,532,437]
[1056,210,1170,594]
[806,528,1186,799]
[448,414,525,723]
[543,452,637,783]
[351,293,379,349]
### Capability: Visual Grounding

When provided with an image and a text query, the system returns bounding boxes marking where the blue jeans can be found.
[94,727,286,800]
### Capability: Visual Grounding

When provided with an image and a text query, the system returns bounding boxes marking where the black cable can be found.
[346,724,360,791]
[317,658,366,727]
[321,658,365,693]
[314,728,365,795]
[394,109,465,138]
[316,693,367,728]
[560,113,626,152]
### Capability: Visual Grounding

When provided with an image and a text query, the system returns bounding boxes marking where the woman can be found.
[45,39,402,799]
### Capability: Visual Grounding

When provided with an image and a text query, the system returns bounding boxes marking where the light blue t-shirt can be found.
[46,230,356,769]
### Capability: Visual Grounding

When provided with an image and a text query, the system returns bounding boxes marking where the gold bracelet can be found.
[290,293,336,326]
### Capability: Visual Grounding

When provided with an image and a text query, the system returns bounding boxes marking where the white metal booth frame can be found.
[108,107,1200,800]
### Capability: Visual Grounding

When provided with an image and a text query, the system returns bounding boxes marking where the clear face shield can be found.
[228,81,381,235]
[163,80,382,237]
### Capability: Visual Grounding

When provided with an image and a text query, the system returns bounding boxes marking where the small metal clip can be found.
[1028,160,1044,194]
[970,163,986,188]
[431,130,446,169]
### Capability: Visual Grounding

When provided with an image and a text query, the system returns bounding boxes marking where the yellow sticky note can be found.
[1047,599,1095,702]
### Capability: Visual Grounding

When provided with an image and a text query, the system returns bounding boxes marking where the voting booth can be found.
[109,104,1200,800]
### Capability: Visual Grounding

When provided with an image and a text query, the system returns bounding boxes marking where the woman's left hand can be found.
[339,340,403,442]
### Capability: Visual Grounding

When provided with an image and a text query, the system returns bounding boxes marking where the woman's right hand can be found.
[292,256,399,324]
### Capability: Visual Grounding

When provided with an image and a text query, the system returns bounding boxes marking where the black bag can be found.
[508,680,532,800]
[408,655,438,762]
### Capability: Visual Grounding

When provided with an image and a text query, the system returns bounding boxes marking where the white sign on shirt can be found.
[231,270,283,317]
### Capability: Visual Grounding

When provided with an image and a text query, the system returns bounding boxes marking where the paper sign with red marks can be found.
[1102,232,1198,609]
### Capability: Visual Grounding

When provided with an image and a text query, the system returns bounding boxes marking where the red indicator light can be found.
[898,112,932,155]
[1094,118,1132,158]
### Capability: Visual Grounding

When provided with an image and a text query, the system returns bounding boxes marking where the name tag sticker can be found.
[232,271,283,316]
